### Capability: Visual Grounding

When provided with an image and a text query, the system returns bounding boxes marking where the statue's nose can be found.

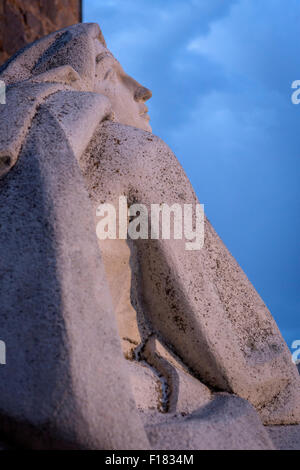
[134,86,152,102]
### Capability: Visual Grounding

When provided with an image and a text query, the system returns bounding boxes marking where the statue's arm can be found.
[0,100,148,450]
[0,69,112,179]
[0,80,74,179]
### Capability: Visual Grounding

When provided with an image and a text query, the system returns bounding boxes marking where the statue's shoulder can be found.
[0,81,70,179]
[44,90,112,160]
[0,85,112,178]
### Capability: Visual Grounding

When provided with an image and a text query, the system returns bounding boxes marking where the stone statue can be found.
[0,23,299,450]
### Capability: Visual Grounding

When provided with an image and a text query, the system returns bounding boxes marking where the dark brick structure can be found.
[0,0,82,64]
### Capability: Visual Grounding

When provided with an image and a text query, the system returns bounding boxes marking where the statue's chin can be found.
[137,116,152,133]
[117,116,152,133]
[142,122,152,133]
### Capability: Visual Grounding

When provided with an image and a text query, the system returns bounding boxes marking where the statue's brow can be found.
[96,52,114,64]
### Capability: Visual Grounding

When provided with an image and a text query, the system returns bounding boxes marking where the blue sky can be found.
[84,0,300,350]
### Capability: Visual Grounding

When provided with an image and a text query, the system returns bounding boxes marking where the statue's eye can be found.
[96,53,105,63]
[104,68,116,80]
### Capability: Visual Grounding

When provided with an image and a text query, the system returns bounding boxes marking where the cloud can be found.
[170,0,300,341]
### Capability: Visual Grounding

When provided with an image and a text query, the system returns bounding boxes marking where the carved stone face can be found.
[93,39,152,132]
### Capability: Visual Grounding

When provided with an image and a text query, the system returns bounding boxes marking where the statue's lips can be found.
[140,105,150,121]
[141,113,150,121]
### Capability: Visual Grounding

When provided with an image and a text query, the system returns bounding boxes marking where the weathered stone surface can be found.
[146,394,275,450]
[128,342,213,424]
[268,425,300,450]
[0,22,299,449]
[0,0,81,65]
